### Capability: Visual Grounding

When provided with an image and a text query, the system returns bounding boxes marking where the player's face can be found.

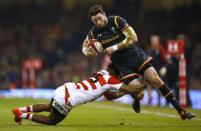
[91,13,107,28]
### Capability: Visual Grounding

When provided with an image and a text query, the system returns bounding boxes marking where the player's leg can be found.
[13,86,73,124]
[118,66,144,113]
[13,105,67,125]
[12,99,52,125]
[122,76,145,113]
[12,98,71,125]
[13,98,54,113]
[12,99,53,124]
[30,106,67,125]
[32,103,51,112]
[142,64,194,120]
[128,79,144,113]
[14,103,51,113]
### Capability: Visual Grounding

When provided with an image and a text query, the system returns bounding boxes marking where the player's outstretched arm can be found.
[119,83,145,95]
[103,90,126,100]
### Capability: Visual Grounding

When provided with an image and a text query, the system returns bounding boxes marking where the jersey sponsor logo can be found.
[101,34,120,45]
[111,27,116,33]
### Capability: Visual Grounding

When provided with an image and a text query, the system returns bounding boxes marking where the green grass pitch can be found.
[0,98,201,131]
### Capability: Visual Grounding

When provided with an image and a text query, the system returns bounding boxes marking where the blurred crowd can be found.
[0,0,200,90]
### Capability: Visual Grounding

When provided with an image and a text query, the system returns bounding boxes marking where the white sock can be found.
[20,113,33,120]
[19,105,33,112]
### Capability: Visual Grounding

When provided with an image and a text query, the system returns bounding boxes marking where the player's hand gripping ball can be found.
[86,39,103,56]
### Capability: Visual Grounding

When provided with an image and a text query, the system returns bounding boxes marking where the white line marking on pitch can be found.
[88,104,201,121]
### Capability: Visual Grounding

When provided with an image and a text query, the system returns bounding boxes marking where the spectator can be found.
[146,35,167,105]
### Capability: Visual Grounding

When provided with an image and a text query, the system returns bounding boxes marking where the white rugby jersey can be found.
[63,69,123,107]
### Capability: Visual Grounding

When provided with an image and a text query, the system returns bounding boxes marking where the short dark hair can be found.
[89,5,105,17]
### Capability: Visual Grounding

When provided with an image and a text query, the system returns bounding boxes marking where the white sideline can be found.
[88,103,201,121]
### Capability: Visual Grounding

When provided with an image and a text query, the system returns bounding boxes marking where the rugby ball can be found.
[87,39,103,55]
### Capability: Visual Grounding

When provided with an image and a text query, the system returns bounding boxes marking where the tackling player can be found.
[82,5,194,120]
[12,64,145,125]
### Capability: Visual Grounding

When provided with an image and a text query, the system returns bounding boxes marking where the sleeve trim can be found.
[121,24,129,32]
[114,16,119,29]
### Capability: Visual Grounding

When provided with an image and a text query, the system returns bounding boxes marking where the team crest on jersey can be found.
[111,27,116,33]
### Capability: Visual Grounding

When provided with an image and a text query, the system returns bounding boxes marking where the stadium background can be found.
[0,0,201,110]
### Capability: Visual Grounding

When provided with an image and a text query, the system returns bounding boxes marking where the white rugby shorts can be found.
[52,85,72,115]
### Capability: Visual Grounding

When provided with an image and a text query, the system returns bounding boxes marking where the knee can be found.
[137,91,144,100]
[135,91,144,100]
[47,118,58,125]
[47,104,51,112]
